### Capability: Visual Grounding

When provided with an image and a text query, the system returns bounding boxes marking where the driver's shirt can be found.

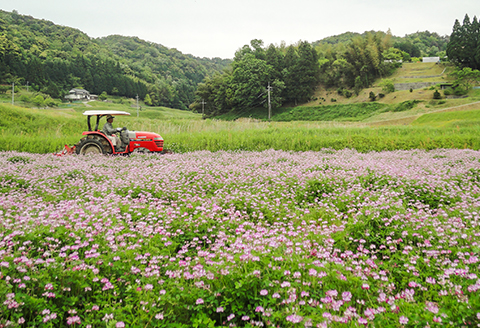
[102,122,116,136]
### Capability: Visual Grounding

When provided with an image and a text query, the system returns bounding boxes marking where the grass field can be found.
[1,65,480,154]
[1,96,480,153]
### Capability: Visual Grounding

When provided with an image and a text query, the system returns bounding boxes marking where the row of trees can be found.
[447,14,480,70]
[192,32,401,117]
[317,31,399,90]
[312,31,449,59]
[191,40,320,116]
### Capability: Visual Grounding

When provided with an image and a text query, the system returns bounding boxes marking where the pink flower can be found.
[102,282,114,291]
[227,314,235,321]
[196,298,204,305]
[358,317,368,325]
[361,283,370,290]
[66,316,81,325]
[342,291,352,302]
[399,316,409,324]
[425,302,439,314]
[426,277,436,284]
[286,314,303,323]
[326,290,338,297]
[216,307,224,313]
[116,322,125,328]
[260,289,268,296]
[281,281,291,288]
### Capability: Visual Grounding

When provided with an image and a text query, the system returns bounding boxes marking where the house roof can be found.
[70,88,90,93]
[83,110,131,117]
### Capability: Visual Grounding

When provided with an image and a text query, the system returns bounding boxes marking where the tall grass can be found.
[164,125,480,153]
[2,103,480,153]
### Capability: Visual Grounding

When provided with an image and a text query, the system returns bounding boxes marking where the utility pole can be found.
[136,94,139,117]
[200,99,207,116]
[267,82,272,120]
[26,81,29,93]
[11,83,14,105]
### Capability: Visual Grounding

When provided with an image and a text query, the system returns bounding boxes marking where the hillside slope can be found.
[0,10,231,109]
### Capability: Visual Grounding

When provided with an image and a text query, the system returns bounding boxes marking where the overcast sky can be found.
[0,0,478,59]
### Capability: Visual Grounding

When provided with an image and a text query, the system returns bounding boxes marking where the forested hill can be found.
[313,30,449,58]
[0,10,231,109]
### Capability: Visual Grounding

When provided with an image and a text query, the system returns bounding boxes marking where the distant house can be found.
[422,57,440,63]
[64,88,98,101]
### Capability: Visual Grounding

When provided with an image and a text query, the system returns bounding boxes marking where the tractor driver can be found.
[102,115,125,151]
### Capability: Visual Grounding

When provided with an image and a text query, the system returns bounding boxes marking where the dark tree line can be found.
[0,10,230,109]
[447,14,480,70]
[191,40,320,116]
[307,32,400,95]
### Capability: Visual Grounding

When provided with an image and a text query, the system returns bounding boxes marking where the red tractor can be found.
[61,110,164,155]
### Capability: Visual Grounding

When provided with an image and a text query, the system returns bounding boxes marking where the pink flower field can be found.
[0,149,479,327]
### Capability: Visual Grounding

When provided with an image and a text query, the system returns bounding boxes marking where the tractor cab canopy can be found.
[83,110,131,132]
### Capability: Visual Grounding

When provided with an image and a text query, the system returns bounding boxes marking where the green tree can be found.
[144,93,152,106]
[293,41,320,102]
[265,43,284,81]
[450,67,480,92]
[354,76,363,95]
[32,94,44,107]
[98,91,107,101]
[282,45,299,104]
[379,79,395,93]
[229,53,273,110]
[447,14,480,69]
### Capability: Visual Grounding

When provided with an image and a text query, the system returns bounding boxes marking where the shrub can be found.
[443,87,453,96]
[343,89,352,98]
[32,95,44,107]
[369,91,376,101]
[379,79,395,93]
[19,94,31,102]
[389,100,421,112]
[433,90,442,99]
[454,85,468,96]
[99,91,108,101]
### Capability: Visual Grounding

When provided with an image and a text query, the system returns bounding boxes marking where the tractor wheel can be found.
[76,138,105,155]
[75,135,113,155]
